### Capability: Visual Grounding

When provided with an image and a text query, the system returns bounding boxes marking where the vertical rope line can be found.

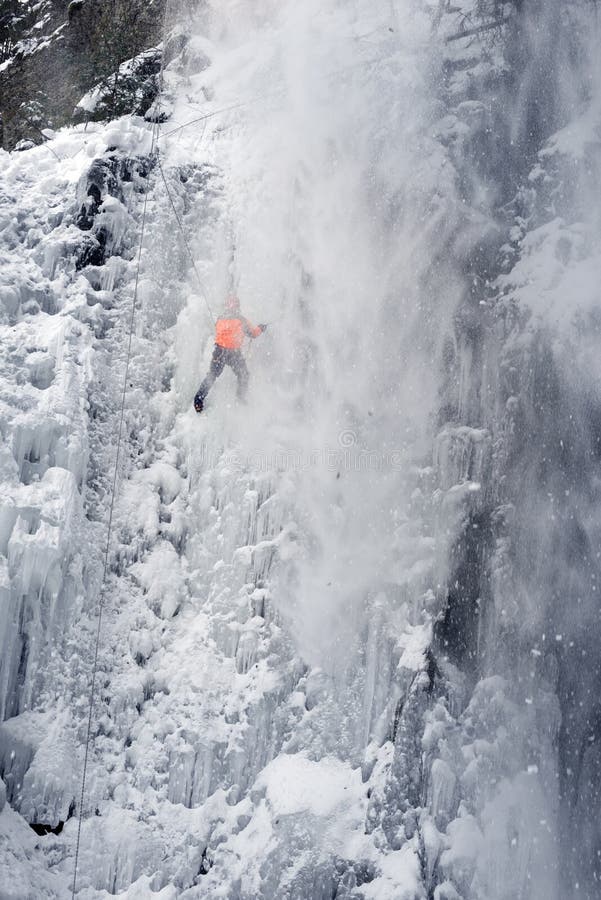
[72,4,173,889]
[155,154,217,325]
[70,75,160,900]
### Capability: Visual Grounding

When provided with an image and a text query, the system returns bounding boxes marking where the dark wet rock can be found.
[0,0,166,149]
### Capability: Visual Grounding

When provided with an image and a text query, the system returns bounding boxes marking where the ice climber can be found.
[194,294,267,413]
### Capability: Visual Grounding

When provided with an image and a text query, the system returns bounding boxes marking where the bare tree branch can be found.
[445,17,510,42]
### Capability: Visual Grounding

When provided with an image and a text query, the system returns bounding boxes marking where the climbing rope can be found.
[70,17,388,897]
[158,55,383,142]
[71,158,153,899]
[70,8,169,896]
[155,153,217,325]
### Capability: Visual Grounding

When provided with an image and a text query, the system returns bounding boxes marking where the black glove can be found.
[259,323,268,332]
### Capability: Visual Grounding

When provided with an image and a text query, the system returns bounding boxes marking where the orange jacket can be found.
[215,315,261,350]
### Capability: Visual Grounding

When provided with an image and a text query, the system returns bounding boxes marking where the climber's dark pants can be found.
[195,345,249,403]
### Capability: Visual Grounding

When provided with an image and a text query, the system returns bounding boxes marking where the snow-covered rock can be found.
[1,1,600,898]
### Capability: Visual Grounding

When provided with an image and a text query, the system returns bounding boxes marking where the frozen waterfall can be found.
[0,0,601,898]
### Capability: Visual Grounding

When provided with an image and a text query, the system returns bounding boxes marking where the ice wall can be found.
[163,1,601,896]
[0,117,161,893]
[429,3,601,898]
[1,0,601,898]
[58,0,504,895]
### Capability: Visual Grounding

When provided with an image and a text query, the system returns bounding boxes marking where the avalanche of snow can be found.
[1,0,601,897]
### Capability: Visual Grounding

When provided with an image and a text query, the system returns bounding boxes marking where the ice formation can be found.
[0,0,601,898]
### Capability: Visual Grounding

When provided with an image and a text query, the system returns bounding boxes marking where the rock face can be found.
[0,0,166,149]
